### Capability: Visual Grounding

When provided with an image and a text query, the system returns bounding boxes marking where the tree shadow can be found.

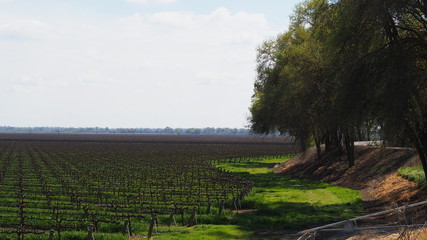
[231,200,362,231]
[236,171,331,190]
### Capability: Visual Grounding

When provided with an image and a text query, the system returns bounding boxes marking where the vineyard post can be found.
[233,197,238,212]
[166,211,175,227]
[123,219,130,237]
[48,229,55,240]
[206,203,211,214]
[91,214,99,232]
[218,200,224,216]
[18,202,25,240]
[147,214,156,239]
[87,224,95,240]
[181,209,185,225]
[187,207,197,227]
[129,216,134,236]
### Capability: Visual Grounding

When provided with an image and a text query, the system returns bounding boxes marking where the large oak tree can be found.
[250,0,427,179]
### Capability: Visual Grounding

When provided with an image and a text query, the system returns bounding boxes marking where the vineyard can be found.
[0,134,296,239]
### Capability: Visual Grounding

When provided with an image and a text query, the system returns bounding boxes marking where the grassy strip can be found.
[0,226,250,240]
[153,225,252,239]
[216,156,363,230]
[0,232,129,240]
[398,166,427,188]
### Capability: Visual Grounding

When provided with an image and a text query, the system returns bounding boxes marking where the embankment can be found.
[275,146,426,212]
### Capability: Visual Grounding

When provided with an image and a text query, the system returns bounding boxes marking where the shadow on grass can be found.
[235,162,278,169]
[231,200,362,231]
[235,171,331,190]
[225,171,363,231]
[154,225,253,240]
[217,157,363,235]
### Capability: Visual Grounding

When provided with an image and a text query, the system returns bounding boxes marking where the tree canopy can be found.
[250,0,427,179]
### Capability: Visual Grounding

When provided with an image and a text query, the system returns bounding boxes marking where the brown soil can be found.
[274,146,426,212]
[346,228,427,240]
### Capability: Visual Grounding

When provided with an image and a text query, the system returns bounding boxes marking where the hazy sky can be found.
[0,0,302,128]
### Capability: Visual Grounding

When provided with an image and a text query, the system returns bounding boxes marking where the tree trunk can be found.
[331,129,340,149]
[313,130,322,159]
[343,129,355,168]
[356,126,363,141]
[325,132,332,152]
[367,130,371,141]
[300,139,307,152]
[413,133,427,182]
[405,122,427,181]
[315,139,321,159]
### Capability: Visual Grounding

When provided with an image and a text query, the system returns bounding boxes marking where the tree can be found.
[250,0,342,157]
[250,0,427,178]
[326,0,427,179]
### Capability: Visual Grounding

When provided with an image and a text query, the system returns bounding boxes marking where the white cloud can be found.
[0,7,273,128]
[125,0,176,4]
[146,7,267,30]
[0,18,51,40]
[195,71,253,87]
[0,0,13,3]
[148,12,195,28]
[119,8,270,46]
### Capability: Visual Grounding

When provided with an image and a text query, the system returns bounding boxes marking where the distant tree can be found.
[164,127,174,134]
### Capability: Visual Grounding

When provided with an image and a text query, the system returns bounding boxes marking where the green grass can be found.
[398,166,427,188]
[216,156,363,230]
[0,231,129,240]
[153,225,252,239]
[8,225,250,240]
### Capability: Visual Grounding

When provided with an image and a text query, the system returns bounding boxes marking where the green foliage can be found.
[398,167,427,188]
[250,0,427,179]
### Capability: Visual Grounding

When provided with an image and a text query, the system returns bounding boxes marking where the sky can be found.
[0,0,303,128]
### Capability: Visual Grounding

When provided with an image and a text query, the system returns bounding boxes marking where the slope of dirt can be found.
[274,146,426,212]
[346,227,427,240]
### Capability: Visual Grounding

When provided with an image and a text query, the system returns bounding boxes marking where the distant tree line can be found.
[250,0,427,178]
[0,126,252,136]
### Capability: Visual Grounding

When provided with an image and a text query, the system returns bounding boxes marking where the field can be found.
[0,134,297,239]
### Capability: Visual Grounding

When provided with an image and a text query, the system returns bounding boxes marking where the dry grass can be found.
[347,227,427,240]
[347,232,399,240]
